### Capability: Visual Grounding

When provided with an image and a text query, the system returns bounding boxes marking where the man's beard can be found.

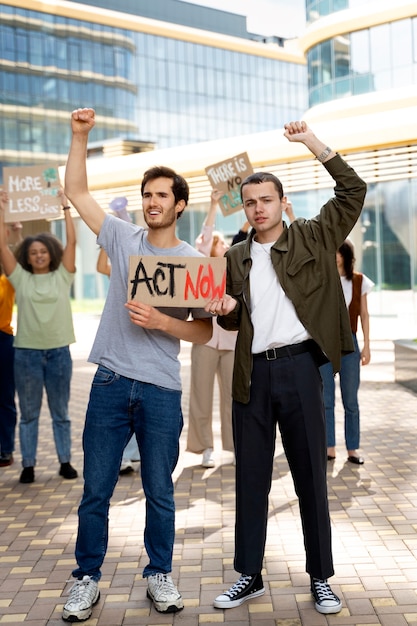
[143,208,176,230]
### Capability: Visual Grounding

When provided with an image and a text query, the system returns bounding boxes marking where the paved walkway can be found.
[1,313,417,626]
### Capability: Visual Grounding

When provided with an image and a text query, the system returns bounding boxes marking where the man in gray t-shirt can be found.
[62,107,212,622]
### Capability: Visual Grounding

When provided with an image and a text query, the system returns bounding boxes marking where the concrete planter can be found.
[394,339,417,393]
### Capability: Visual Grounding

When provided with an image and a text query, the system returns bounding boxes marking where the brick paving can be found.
[1,313,417,625]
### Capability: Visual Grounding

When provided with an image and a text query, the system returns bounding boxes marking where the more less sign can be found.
[3,165,61,222]
[128,256,226,307]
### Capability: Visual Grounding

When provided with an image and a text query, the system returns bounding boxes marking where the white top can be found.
[340,273,374,307]
[250,240,310,354]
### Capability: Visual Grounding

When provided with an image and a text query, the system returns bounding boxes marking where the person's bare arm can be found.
[283,200,296,224]
[359,293,371,365]
[64,108,106,235]
[284,121,336,163]
[96,248,111,276]
[125,300,212,344]
[59,189,76,273]
[0,192,17,276]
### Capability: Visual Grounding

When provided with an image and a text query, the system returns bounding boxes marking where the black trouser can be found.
[233,345,334,580]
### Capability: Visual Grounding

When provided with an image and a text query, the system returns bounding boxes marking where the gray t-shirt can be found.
[90,215,210,390]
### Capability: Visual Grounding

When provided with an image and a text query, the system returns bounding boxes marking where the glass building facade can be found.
[306,0,376,23]
[302,0,417,294]
[307,17,417,107]
[0,0,307,178]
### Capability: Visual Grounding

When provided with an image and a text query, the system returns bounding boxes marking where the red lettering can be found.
[183,264,226,301]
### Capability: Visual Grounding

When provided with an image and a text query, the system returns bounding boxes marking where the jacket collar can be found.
[243,222,289,260]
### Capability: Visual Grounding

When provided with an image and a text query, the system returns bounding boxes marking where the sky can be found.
[182,0,306,38]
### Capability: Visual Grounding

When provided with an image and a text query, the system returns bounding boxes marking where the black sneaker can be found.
[311,578,342,614]
[214,574,264,609]
[20,466,35,483]
[59,463,78,480]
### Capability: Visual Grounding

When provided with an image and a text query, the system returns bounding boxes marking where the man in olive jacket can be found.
[206,121,367,615]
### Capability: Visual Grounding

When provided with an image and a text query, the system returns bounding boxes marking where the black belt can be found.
[253,339,316,361]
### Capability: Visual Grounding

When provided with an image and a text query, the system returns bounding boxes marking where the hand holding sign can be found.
[205,293,237,317]
[125,300,165,330]
[205,152,254,216]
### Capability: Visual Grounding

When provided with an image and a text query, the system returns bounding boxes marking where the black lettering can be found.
[129,259,154,299]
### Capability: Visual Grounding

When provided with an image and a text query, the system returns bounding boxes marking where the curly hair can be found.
[15,233,64,273]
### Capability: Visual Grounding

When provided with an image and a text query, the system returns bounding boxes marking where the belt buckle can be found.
[266,348,277,361]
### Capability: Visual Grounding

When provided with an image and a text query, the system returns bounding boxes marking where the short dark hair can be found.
[240,172,284,200]
[338,239,355,280]
[16,233,63,273]
[141,166,189,218]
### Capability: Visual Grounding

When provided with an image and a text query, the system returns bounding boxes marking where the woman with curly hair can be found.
[0,189,78,484]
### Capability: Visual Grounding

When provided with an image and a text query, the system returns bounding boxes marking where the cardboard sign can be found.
[3,165,61,222]
[128,256,226,307]
[205,152,254,216]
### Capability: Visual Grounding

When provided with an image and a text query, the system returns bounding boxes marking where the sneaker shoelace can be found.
[224,575,252,598]
[313,579,338,602]
[151,573,178,598]
[67,577,95,603]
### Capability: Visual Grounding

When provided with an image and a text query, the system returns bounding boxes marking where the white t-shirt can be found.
[340,273,374,307]
[250,240,310,354]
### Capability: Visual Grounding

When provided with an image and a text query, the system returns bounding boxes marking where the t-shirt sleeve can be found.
[361,273,375,295]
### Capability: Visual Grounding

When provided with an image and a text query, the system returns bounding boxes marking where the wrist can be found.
[316,146,332,163]
[62,205,71,211]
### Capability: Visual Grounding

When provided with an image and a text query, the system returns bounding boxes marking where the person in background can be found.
[231,219,251,245]
[320,239,374,465]
[205,121,366,615]
[187,189,236,468]
[0,217,22,468]
[0,189,78,484]
[61,107,212,622]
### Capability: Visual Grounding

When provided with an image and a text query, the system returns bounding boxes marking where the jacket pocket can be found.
[286,254,325,297]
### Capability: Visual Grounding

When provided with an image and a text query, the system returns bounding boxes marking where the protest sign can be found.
[3,165,61,222]
[128,256,226,307]
[205,152,253,216]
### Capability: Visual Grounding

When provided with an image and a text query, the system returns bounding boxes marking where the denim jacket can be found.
[217,154,367,404]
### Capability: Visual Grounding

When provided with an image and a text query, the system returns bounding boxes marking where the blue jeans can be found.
[0,331,17,456]
[73,365,183,582]
[320,334,361,450]
[14,347,73,467]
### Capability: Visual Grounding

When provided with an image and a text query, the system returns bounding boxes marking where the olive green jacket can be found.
[217,154,367,404]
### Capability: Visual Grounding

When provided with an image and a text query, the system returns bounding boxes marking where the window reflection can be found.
[308,17,417,106]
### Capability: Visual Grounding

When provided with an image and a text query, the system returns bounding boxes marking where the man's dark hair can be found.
[141,166,189,218]
[338,239,355,281]
[240,172,284,200]
[16,233,64,273]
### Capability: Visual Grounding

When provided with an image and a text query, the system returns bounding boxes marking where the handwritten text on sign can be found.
[205,152,254,217]
[3,165,61,222]
[128,256,226,307]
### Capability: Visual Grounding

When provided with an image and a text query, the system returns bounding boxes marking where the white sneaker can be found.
[62,575,100,621]
[147,573,184,613]
[202,448,214,468]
